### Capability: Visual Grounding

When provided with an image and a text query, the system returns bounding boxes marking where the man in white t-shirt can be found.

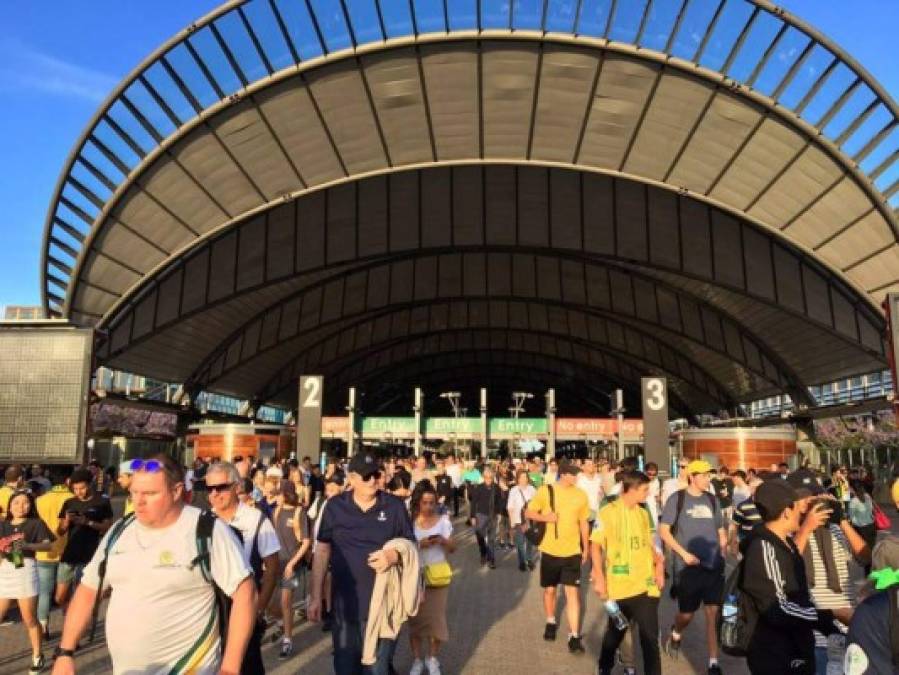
[507,470,537,571]
[445,456,463,517]
[51,456,255,675]
[206,462,281,675]
[576,459,604,525]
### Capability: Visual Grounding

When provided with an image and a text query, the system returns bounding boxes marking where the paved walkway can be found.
[0,514,749,675]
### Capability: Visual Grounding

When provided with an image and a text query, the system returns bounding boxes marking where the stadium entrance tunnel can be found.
[40,4,898,418]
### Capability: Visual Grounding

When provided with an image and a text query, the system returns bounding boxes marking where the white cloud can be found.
[0,39,117,103]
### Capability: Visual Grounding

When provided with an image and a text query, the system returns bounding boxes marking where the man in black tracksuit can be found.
[468,467,504,569]
[741,479,851,674]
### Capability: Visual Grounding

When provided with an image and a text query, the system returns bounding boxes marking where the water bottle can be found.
[722,594,738,624]
[825,633,845,675]
[604,600,628,631]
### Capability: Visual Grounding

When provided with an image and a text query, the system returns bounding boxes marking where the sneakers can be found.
[708,664,722,675]
[409,659,425,675]
[567,634,585,654]
[278,639,293,660]
[29,654,45,673]
[488,560,496,569]
[543,621,558,641]
[425,657,442,675]
[663,628,682,659]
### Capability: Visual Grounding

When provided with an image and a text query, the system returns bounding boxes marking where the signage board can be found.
[361,417,417,436]
[0,326,93,463]
[555,418,644,439]
[321,416,349,435]
[424,417,481,435]
[641,376,669,468]
[297,375,324,459]
[487,418,548,437]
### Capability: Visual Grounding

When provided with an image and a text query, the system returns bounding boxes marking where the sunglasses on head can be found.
[207,481,236,494]
[129,459,162,473]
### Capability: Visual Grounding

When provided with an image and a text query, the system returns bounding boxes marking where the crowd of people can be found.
[0,452,897,674]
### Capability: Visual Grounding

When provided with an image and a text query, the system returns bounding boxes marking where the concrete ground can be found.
[0,512,750,675]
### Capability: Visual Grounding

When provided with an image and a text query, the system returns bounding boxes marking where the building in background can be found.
[3,306,45,321]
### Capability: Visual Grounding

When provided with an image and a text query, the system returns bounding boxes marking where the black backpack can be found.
[717,560,757,657]
[89,510,228,644]
[525,485,556,546]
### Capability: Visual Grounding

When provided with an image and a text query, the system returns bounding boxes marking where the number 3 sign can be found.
[641,377,668,469]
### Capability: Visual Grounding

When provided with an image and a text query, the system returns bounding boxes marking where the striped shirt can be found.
[732,499,762,540]
[807,525,859,648]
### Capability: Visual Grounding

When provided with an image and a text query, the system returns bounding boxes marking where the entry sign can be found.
[298,376,324,460]
[641,377,668,469]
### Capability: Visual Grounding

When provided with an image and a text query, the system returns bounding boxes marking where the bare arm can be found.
[839,520,871,564]
[23,540,53,553]
[580,519,590,561]
[591,540,607,598]
[524,507,557,523]
[659,523,696,564]
[220,577,256,675]
[256,552,280,615]
[57,583,97,650]
[307,542,331,621]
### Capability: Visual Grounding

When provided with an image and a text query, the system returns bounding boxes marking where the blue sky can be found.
[0,0,897,313]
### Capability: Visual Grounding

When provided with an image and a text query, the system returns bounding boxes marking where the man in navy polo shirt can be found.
[307,451,414,675]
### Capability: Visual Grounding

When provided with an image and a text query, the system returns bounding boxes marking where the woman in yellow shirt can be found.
[591,470,665,675]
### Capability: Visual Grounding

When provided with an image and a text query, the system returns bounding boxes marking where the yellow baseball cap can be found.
[686,459,713,475]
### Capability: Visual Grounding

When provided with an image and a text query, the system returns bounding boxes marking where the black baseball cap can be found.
[786,468,824,497]
[754,479,800,522]
[347,452,380,478]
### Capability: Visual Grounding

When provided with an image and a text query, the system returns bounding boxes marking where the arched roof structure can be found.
[41,0,898,415]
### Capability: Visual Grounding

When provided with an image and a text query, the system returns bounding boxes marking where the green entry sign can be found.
[425,417,481,434]
[488,418,548,435]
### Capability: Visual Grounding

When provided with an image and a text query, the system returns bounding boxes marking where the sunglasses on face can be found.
[360,471,382,482]
[129,459,162,473]
[207,482,236,494]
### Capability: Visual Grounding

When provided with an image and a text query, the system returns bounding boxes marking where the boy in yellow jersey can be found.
[35,469,73,638]
[525,461,590,654]
[0,465,23,516]
[591,470,665,675]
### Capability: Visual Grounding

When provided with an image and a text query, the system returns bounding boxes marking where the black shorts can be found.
[540,553,582,588]
[674,566,724,613]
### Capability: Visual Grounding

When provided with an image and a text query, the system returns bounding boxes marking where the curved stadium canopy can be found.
[40,0,899,417]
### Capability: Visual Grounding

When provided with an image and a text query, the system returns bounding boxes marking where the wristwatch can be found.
[53,647,76,660]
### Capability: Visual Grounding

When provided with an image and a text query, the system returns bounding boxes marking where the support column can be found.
[347,387,356,457]
[616,388,625,461]
[480,388,488,460]
[545,388,556,459]
[414,387,423,457]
